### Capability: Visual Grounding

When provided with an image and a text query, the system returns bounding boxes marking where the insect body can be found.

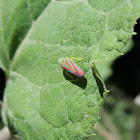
[59,57,85,77]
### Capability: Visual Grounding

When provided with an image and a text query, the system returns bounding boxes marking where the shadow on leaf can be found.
[63,70,87,89]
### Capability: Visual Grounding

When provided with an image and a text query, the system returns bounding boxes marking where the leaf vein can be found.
[0,10,10,61]
[26,0,34,22]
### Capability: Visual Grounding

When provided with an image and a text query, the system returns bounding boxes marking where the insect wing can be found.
[71,60,85,77]
[60,58,85,77]
[62,59,75,73]
[66,59,84,77]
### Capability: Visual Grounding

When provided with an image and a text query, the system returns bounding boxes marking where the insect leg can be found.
[69,56,83,61]
[65,71,74,79]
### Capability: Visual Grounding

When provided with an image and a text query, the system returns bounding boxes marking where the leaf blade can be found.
[1,0,140,139]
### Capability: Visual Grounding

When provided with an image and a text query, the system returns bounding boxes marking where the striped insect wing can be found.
[61,59,74,72]
[59,58,85,77]
[68,59,85,77]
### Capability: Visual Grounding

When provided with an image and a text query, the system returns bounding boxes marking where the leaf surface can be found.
[0,0,140,139]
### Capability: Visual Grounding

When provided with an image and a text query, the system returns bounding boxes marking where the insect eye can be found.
[62,61,65,65]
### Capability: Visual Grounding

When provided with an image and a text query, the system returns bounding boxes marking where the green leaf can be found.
[0,0,140,139]
[0,0,51,67]
[95,39,134,81]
